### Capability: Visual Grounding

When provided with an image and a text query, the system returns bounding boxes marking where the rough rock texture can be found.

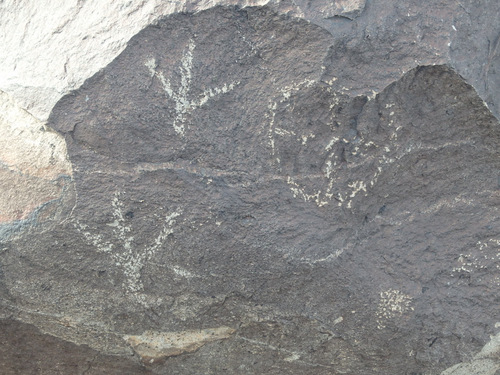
[0,90,72,238]
[1,0,499,121]
[1,1,500,374]
[125,327,236,363]
[0,319,152,375]
[0,0,363,122]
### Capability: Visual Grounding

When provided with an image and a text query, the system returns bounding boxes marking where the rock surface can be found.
[0,319,152,375]
[125,327,236,363]
[1,1,499,374]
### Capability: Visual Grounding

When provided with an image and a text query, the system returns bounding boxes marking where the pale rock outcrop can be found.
[441,326,500,375]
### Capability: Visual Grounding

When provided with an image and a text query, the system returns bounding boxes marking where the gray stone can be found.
[1,2,499,374]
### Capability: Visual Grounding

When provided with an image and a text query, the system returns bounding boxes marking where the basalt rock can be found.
[1,2,499,374]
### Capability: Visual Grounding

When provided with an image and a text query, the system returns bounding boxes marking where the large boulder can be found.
[1,1,499,374]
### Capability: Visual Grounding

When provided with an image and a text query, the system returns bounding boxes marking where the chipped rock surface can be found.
[125,327,236,363]
[0,1,500,374]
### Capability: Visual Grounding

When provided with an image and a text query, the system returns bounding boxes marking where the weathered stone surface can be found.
[441,328,500,375]
[1,1,499,122]
[0,319,152,374]
[0,0,362,122]
[1,2,500,375]
[0,90,73,239]
[125,327,236,363]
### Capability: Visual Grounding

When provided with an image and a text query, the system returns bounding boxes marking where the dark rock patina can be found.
[1,4,499,374]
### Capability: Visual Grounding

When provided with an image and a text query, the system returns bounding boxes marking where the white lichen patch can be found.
[125,326,235,363]
[76,192,184,297]
[299,248,345,265]
[367,90,378,100]
[171,265,194,278]
[146,40,238,136]
[324,76,338,85]
[324,160,333,179]
[376,289,414,329]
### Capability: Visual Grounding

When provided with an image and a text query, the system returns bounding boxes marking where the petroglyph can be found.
[376,289,414,329]
[452,238,500,285]
[267,84,475,212]
[266,81,378,209]
[266,79,316,164]
[76,192,184,295]
[145,40,238,136]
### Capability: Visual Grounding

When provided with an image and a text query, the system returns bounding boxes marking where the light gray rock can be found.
[441,328,500,375]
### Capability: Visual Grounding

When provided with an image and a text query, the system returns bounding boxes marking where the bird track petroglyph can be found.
[266,81,378,209]
[145,39,238,136]
[75,192,188,301]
